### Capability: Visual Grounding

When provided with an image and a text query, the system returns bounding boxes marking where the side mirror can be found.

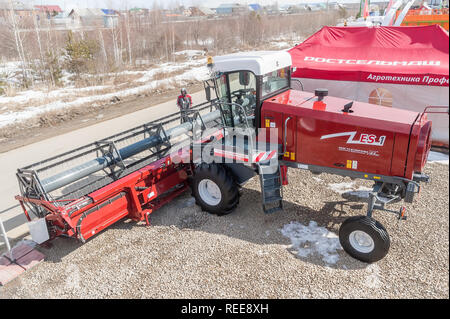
[239,71,250,86]
[205,86,211,102]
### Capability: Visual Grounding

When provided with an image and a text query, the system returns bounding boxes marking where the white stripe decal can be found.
[321,131,386,146]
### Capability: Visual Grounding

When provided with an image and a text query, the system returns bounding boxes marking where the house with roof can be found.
[248,3,262,12]
[34,5,62,23]
[68,8,104,27]
[215,3,248,15]
[51,10,71,28]
[263,3,279,14]
[129,7,149,15]
[34,5,62,19]
[0,0,34,19]
[189,6,215,17]
[68,8,119,28]
[101,8,119,27]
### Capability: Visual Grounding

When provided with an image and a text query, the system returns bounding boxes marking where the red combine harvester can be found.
[16,51,439,263]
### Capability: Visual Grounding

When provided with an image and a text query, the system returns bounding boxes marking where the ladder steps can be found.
[263,186,281,191]
[263,206,283,214]
[259,162,284,214]
[264,195,283,203]
[262,179,280,186]
[263,177,280,183]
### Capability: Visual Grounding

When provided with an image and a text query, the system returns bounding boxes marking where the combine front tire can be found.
[192,164,239,215]
[339,216,390,263]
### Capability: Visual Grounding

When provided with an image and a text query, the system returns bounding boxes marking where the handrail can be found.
[283,117,291,156]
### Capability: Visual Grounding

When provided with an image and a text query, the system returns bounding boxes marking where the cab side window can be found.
[262,67,289,97]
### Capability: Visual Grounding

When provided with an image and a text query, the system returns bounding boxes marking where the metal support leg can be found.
[145,212,151,227]
[0,218,13,262]
[366,182,408,221]
[367,193,376,218]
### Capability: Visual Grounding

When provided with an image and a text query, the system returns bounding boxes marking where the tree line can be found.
[0,8,351,92]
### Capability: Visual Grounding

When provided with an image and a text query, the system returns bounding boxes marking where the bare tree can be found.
[98,29,108,67]
[7,0,29,87]
[1,6,344,90]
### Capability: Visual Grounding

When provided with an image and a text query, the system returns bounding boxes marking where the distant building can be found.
[215,3,248,15]
[304,3,326,11]
[189,6,215,17]
[0,0,34,19]
[279,4,306,14]
[101,9,119,28]
[248,3,262,12]
[68,8,105,27]
[172,5,188,15]
[129,7,149,14]
[51,10,71,28]
[263,4,279,14]
[34,5,62,18]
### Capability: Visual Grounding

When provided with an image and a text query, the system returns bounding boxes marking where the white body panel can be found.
[27,218,50,244]
[212,51,292,76]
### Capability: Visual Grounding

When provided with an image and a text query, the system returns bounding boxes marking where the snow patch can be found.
[0,85,109,105]
[281,221,342,264]
[428,151,449,165]
[328,182,356,194]
[136,59,206,83]
[0,63,209,128]
[174,50,205,58]
[269,41,293,49]
[329,182,373,199]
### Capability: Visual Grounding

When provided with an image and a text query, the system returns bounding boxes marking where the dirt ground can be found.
[0,83,204,154]
[0,161,447,299]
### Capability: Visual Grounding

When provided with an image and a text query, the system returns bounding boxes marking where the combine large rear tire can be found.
[339,216,390,263]
[192,163,239,215]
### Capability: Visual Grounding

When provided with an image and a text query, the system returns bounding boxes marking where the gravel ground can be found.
[0,162,448,299]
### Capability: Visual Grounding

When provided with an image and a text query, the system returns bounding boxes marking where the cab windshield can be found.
[216,71,257,129]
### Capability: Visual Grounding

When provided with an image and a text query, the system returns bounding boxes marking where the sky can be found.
[26,0,371,10]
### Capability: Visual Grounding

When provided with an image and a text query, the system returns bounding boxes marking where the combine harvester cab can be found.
[16,51,440,263]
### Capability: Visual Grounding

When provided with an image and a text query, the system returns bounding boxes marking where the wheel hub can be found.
[349,230,375,254]
[198,179,222,206]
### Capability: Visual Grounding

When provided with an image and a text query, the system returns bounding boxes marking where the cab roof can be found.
[212,51,292,76]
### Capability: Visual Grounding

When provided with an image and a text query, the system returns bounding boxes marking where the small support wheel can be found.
[339,216,390,263]
[192,163,240,215]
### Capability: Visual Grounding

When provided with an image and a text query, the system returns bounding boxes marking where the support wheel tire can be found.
[339,216,390,263]
[192,163,239,216]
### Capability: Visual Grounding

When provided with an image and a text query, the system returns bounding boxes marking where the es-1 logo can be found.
[320,131,386,146]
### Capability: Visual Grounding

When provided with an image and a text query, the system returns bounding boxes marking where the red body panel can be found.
[261,90,431,179]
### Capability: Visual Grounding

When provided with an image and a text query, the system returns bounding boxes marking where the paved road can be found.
[0,90,206,248]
